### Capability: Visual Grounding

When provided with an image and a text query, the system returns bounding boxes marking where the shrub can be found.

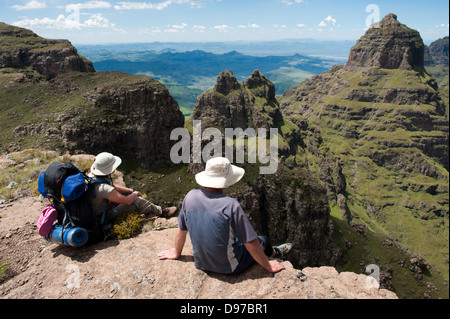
[110,211,144,240]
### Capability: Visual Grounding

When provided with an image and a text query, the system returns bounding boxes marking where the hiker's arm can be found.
[158,228,187,260]
[107,189,139,205]
[113,185,141,196]
[244,238,285,273]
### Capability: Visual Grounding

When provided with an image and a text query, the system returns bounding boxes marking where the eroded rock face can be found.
[191,70,282,132]
[55,72,185,168]
[0,22,94,80]
[238,171,338,269]
[279,13,449,288]
[344,13,424,71]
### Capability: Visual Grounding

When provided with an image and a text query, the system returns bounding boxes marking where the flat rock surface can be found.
[0,196,397,299]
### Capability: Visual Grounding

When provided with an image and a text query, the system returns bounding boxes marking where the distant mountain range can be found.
[78,37,448,116]
[76,39,354,58]
[78,45,347,115]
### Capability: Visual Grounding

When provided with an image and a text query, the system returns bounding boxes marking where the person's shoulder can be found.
[184,189,202,200]
[92,181,114,193]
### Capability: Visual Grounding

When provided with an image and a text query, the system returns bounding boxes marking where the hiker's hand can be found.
[267,260,285,273]
[158,248,179,260]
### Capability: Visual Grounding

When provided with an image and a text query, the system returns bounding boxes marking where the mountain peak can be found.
[245,69,276,100]
[344,13,424,71]
[213,70,242,95]
[378,13,401,27]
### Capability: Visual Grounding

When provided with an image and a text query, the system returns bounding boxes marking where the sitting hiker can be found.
[89,152,177,220]
[158,157,292,274]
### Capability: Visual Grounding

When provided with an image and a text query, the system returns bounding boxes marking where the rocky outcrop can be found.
[424,36,449,67]
[238,170,338,268]
[192,70,282,132]
[0,196,397,299]
[280,14,449,296]
[55,72,185,167]
[344,13,424,71]
[0,22,94,80]
[4,72,185,167]
[0,22,184,168]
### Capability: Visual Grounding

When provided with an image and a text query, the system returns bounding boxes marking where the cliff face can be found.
[0,22,94,80]
[238,172,337,269]
[0,23,184,168]
[280,13,449,294]
[344,14,424,71]
[56,72,185,167]
[424,36,449,67]
[192,70,283,132]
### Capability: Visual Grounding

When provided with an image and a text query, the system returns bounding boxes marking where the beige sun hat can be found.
[90,152,122,176]
[195,157,245,189]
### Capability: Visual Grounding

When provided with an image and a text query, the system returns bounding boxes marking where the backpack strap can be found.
[86,177,112,227]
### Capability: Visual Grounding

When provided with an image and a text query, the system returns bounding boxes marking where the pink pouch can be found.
[37,205,58,237]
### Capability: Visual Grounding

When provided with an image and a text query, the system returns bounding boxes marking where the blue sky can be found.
[1,0,448,44]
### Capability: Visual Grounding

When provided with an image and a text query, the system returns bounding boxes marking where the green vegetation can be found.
[426,65,449,86]
[0,260,9,283]
[281,64,449,298]
[0,71,160,154]
[110,211,145,240]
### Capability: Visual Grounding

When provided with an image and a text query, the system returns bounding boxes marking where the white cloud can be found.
[239,23,260,29]
[282,0,304,5]
[66,1,112,10]
[172,23,188,29]
[324,15,337,26]
[193,25,205,32]
[114,0,199,10]
[297,23,305,27]
[13,15,81,29]
[12,13,114,30]
[83,13,114,28]
[212,24,232,32]
[12,0,46,11]
[319,15,338,27]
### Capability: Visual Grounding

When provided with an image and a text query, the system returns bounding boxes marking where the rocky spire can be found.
[213,70,242,95]
[245,69,276,100]
[344,13,424,71]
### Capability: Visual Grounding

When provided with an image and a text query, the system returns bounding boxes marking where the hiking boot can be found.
[161,206,177,218]
[273,243,293,259]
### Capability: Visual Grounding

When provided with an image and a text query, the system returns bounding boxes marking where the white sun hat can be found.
[90,152,122,176]
[195,157,245,189]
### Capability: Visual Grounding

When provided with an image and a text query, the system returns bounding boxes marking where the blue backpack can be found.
[38,162,111,245]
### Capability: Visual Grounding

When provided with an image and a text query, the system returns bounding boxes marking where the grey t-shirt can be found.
[178,189,258,274]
